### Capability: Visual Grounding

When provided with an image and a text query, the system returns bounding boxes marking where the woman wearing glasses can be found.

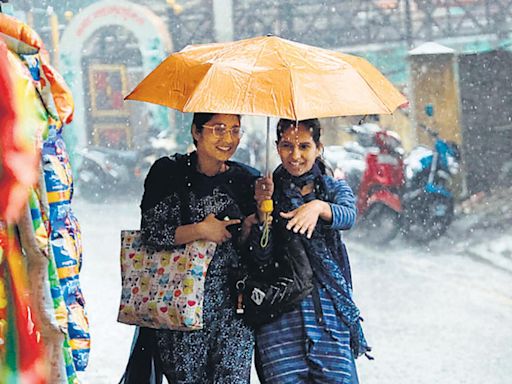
[121,113,259,383]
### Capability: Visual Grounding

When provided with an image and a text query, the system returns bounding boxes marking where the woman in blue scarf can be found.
[250,118,370,384]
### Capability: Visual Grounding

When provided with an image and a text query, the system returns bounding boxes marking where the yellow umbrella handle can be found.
[259,199,273,248]
[260,199,273,213]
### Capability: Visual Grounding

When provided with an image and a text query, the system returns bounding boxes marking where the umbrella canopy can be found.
[125,35,407,120]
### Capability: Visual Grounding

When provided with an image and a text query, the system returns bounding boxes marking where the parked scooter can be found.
[77,130,176,202]
[327,123,405,244]
[401,124,460,242]
[354,125,405,243]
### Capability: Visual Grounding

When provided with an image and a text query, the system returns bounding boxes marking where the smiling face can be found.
[192,114,241,163]
[277,123,322,177]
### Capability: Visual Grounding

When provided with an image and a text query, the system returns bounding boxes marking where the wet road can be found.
[74,198,512,384]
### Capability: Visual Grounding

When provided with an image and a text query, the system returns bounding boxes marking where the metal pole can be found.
[265,116,271,176]
[404,0,413,49]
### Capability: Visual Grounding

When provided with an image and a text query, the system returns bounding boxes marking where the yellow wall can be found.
[409,53,462,146]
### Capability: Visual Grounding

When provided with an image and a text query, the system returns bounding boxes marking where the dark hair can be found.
[276,118,333,176]
[192,113,215,146]
[276,118,322,146]
[191,113,241,146]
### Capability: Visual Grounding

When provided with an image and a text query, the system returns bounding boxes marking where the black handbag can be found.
[235,224,314,327]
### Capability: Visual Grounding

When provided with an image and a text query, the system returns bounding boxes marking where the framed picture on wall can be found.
[88,64,129,117]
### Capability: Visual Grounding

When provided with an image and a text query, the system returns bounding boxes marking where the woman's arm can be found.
[141,157,242,247]
[140,158,182,249]
[324,176,357,230]
[176,214,240,245]
[279,176,356,237]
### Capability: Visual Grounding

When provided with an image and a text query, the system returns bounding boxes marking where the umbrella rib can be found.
[238,37,271,117]
[357,75,393,114]
[274,43,297,121]
[344,56,395,114]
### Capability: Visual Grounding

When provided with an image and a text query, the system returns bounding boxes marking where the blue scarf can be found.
[273,161,370,357]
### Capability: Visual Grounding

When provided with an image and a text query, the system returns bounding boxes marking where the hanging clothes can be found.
[0,13,89,381]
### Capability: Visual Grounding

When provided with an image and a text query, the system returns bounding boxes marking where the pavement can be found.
[449,187,512,274]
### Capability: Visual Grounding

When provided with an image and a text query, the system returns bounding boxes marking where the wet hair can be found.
[276,118,333,176]
[191,113,240,146]
[276,118,322,146]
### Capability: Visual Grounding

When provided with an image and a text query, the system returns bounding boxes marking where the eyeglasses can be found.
[277,141,315,152]
[203,124,245,138]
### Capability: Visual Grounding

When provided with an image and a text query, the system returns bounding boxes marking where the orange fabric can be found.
[0,13,43,52]
[40,56,75,125]
[0,15,73,125]
[126,35,407,120]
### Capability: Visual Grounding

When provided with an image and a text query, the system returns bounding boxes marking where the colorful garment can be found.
[0,13,84,381]
[20,36,89,372]
[28,188,79,384]
[43,126,90,371]
[251,162,369,384]
[0,224,46,384]
[140,152,258,383]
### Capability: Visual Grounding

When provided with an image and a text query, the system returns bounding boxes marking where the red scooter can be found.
[348,124,405,244]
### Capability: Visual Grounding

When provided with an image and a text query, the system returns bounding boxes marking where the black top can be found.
[140,151,259,249]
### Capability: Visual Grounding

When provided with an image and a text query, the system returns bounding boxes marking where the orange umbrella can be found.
[125,35,407,120]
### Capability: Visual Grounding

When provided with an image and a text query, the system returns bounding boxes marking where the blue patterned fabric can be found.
[256,289,359,384]
[43,126,90,371]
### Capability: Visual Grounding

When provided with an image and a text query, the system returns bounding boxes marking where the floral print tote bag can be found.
[118,230,216,330]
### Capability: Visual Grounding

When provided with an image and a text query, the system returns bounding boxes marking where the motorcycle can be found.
[77,130,176,202]
[326,123,405,244]
[401,124,460,242]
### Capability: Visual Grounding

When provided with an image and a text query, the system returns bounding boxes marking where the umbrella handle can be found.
[259,200,273,248]
[259,200,273,213]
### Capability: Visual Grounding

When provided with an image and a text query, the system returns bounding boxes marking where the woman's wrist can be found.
[316,200,332,222]
[194,221,205,239]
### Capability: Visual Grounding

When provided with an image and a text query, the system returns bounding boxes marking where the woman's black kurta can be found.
[140,152,258,384]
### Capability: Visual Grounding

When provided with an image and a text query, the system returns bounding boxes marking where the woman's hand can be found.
[255,176,274,221]
[280,200,331,239]
[197,213,241,244]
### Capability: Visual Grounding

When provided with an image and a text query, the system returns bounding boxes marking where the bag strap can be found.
[311,282,324,326]
[171,154,193,225]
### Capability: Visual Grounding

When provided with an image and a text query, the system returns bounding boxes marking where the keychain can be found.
[236,278,246,314]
